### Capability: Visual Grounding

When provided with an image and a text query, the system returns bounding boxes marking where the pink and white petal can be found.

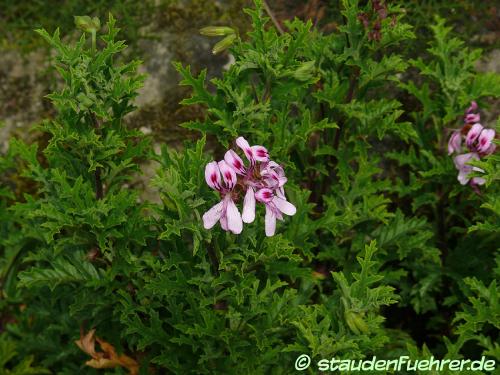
[277,176,287,187]
[272,196,297,216]
[448,131,462,155]
[218,160,237,190]
[242,187,256,223]
[457,170,471,185]
[485,143,496,155]
[250,145,269,162]
[472,164,485,173]
[202,201,224,229]
[220,214,228,231]
[226,198,243,234]
[264,205,276,237]
[471,176,486,186]
[255,188,274,203]
[454,153,474,171]
[205,161,221,191]
[466,101,478,114]
[465,123,484,148]
[465,113,480,123]
[236,137,254,162]
[224,149,246,175]
[477,129,495,154]
[276,187,286,200]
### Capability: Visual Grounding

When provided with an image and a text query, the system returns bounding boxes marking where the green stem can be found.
[91,30,96,54]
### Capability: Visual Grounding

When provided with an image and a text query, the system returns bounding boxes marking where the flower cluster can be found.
[448,101,496,188]
[203,137,296,236]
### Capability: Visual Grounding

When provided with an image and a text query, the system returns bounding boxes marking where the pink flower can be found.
[477,128,496,154]
[448,101,496,190]
[224,149,246,175]
[203,161,243,234]
[203,137,296,236]
[448,131,462,155]
[465,101,478,114]
[236,137,269,164]
[453,153,485,186]
[465,123,483,149]
[255,188,296,237]
[465,113,480,124]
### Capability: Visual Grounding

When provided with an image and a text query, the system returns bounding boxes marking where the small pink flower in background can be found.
[203,137,296,236]
[477,129,496,154]
[453,153,485,186]
[448,131,461,155]
[448,101,496,189]
[465,101,478,114]
[465,123,483,149]
[465,113,480,124]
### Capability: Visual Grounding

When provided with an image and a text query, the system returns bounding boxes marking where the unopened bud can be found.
[200,26,235,37]
[74,16,100,33]
[345,310,369,334]
[212,33,237,55]
[293,61,316,81]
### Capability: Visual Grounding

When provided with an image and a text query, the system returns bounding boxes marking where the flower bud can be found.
[212,33,237,55]
[200,26,235,37]
[74,16,101,33]
[345,310,369,334]
[293,61,316,81]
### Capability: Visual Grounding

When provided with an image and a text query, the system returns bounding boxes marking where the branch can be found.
[263,0,285,35]
[206,243,220,276]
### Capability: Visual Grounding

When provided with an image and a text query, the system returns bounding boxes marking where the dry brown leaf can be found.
[75,329,139,375]
[75,328,99,358]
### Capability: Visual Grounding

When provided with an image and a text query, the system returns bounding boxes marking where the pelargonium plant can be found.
[203,136,296,236]
[448,101,497,189]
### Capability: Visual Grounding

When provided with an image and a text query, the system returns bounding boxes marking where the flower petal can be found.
[264,205,276,237]
[242,187,256,223]
[457,169,470,185]
[250,145,269,162]
[466,101,478,114]
[226,198,243,234]
[471,177,486,186]
[205,161,221,191]
[220,214,228,231]
[454,153,474,171]
[255,188,274,203]
[236,137,254,162]
[465,123,483,148]
[477,129,495,154]
[218,160,237,190]
[272,196,296,216]
[448,131,462,155]
[224,149,246,175]
[465,113,480,124]
[485,143,497,155]
[202,201,224,229]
